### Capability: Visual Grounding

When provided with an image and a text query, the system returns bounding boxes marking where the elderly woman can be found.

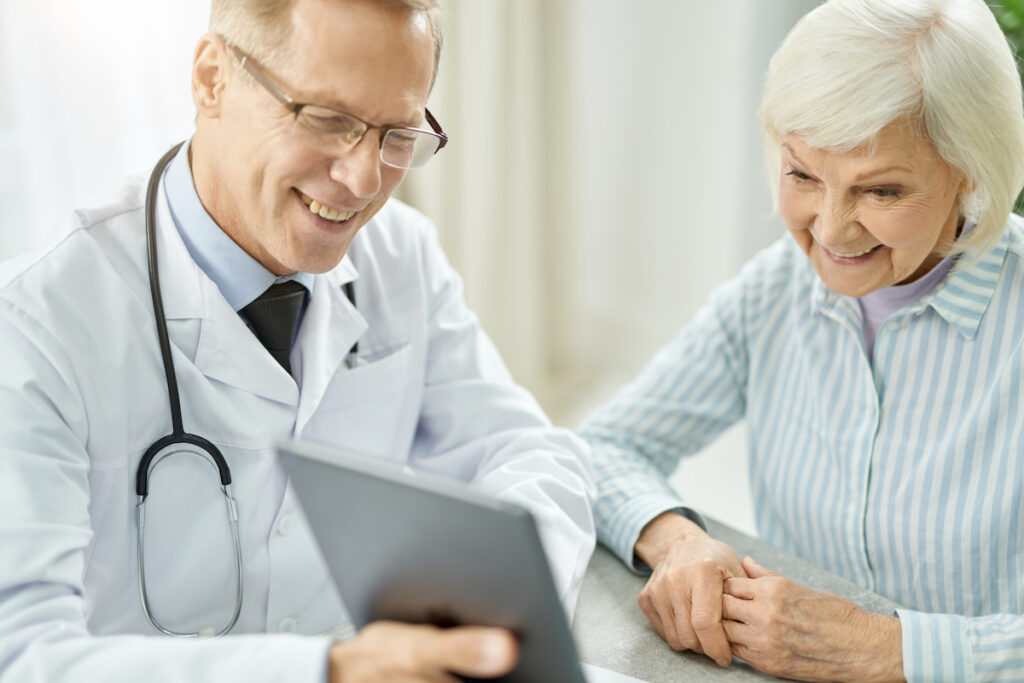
[580,1,1024,681]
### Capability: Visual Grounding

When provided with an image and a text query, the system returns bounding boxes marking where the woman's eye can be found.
[785,169,811,181]
[870,187,900,198]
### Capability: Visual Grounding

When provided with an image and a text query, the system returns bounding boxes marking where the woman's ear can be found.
[957,169,976,196]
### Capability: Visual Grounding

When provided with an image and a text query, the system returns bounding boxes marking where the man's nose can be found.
[329,135,383,200]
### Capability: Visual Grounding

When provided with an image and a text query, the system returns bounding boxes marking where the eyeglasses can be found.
[223,40,448,170]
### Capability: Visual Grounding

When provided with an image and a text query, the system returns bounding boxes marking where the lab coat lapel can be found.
[294,258,367,433]
[152,179,299,406]
[190,287,300,404]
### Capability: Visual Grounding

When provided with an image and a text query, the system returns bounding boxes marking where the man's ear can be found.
[192,34,230,118]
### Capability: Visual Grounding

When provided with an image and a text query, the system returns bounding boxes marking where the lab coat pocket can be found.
[301,342,422,460]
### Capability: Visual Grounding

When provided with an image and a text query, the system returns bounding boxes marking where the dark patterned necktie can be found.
[239,280,307,375]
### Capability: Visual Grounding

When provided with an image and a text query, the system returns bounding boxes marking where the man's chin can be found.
[282,242,356,275]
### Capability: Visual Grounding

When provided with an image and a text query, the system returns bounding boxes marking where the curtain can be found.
[399,0,819,422]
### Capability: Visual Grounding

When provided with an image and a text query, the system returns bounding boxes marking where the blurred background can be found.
[0,0,828,537]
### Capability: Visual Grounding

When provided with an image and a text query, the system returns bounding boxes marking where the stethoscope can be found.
[136,142,243,638]
[136,143,360,637]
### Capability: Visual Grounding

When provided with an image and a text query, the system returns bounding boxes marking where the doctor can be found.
[0,0,595,681]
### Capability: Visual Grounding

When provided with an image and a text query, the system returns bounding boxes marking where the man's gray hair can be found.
[210,0,442,89]
[760,0,1024,255]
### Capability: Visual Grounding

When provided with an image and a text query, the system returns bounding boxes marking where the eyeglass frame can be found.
[221,37,448,168]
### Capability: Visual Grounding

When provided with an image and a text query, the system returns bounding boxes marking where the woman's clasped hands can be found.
[634,513,904,682]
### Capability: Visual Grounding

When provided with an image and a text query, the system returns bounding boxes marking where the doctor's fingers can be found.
[387,674,460,683]
[329,622,517,682]
[417,625,519,677]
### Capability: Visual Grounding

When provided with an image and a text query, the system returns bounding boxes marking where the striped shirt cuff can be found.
[897,609,973,682]
[600,493,706,574]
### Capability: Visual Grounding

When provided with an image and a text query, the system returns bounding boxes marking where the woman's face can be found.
[779,121,964,297]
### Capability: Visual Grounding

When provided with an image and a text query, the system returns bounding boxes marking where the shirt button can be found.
[277,513,294,537]
[278,617,298,633]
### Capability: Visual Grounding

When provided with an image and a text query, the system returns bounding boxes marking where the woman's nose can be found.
[814,194,858,247]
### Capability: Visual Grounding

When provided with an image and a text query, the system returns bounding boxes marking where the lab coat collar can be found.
[153,174,203,322]
[294,262,367,434]
[152,173,299,405]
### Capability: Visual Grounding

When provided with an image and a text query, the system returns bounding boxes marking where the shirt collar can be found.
[162,139,316,311]
[810,227,1010,340]
[927,229,1009,339]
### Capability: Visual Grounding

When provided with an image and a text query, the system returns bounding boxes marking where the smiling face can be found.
[778,121,966,297]
[190,0,435,275]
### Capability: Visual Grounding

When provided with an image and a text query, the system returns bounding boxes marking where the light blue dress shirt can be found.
[162,140,315,313]
[581,219,1024,682]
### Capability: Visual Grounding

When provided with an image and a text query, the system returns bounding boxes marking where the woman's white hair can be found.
[760,0,1024,254]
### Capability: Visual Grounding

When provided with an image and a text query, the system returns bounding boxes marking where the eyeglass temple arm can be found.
[425,108,448,150]
[227,44,297,111]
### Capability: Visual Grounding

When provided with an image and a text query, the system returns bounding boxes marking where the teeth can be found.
[299,191,354,223]
[831,246,876,258]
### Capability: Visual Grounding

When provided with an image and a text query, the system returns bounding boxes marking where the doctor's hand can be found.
[328,621,518,683]
[721,557,903,682]
[634,512,746,668]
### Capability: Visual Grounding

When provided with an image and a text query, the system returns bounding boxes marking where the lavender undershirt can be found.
[857,222,973,360]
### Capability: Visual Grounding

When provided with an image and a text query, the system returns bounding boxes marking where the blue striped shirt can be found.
[580,217,1024,682]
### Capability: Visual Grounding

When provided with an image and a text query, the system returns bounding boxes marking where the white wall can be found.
[0,1,207,258]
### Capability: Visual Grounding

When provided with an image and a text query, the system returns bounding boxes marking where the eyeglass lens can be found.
[295,107,441,169]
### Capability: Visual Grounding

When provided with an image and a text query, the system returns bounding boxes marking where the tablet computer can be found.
[279,439,620,682]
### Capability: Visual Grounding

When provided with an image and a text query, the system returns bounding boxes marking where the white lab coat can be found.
[0,171,595,682]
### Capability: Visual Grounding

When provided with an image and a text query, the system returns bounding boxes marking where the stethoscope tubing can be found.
[136,143,243,638]
[135,142,359,637]
[145,143,187,440]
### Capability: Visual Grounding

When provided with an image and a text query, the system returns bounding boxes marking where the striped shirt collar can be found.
[810,228,1011,340]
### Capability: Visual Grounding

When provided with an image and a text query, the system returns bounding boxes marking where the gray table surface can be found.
[325,518,902,681]
[573,518,903,681]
